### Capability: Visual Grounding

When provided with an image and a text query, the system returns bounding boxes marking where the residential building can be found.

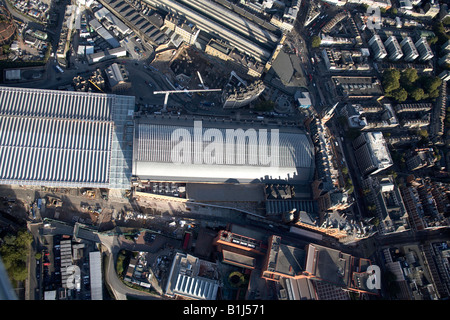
[438,70,450,81]
[400,113,431,129]
[222,80,265,108]
[353,131,393,176]
[362,175,410,235]
[394,102,432,113]
[369,35,388,61]
[321,48,370,72]
[438,53,450,67]
[440,39,450,55]
[363,103,399,130]
[406,148,437,171]
[423,1,440,19]
[384,36,403,61]
[415,37,434,61]
[340,103,368,129]
[331,76,384,99]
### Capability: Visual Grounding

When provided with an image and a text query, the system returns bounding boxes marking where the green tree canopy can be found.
[389,87,408,102]
[311,35,321,48]
[382,69,401,93]
[421,76,442,94]
[0,230,33,282]
[410,87,426,101]
[400,68,418,85]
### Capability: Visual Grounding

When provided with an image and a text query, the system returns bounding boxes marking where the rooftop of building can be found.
[132,116,315,183]
[0,86,134,189]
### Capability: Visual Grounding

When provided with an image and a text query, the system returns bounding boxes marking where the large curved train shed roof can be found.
[133,119,315,183]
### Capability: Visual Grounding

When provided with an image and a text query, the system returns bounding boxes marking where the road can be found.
[99,233,163,300]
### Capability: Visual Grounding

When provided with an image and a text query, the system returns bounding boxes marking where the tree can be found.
[0,230,33,282]
[400,68,418,86]
[389,7,398,16]
[311,35,321,48]
[417,129,429,139]
[410,87,426,101]
[433,22,450,45]
[421,76,442,94]
[341,166,349,175]
[382,69,401,93]
[389,87,408,102]
[428,89,440,99]
[444,16,450,26]
[428,36,438,45]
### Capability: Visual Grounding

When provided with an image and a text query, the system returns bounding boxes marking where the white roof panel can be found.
[89,251,103,300]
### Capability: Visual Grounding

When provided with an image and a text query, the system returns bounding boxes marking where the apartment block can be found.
[369,35,388,61]
[384,36,403,61]
[415,37,434,61]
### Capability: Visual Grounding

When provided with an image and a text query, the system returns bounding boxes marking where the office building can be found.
[164,13,200,45]
[165,252,219,300]
[222,80,265,108]
[415,37,434,61]
[105,63,131,93]
[384,36,403,61]
[353,131,393,176]
[303,243,379,295]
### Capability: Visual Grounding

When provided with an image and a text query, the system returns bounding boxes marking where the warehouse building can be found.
[133,117,315,183]
[0,86,135,189]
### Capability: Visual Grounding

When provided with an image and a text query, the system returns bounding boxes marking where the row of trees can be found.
[382,68,442,102]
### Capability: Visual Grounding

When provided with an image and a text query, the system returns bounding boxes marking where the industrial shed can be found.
[0,86,135,189]
[133,118,315,183]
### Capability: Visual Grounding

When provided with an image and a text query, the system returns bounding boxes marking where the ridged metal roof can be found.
[133,122,315,183]
[0,86,134,188]
[0,86,113,121]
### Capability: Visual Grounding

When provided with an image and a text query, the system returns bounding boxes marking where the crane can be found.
[153,74,221,111]
[153,88,222,112]
[197,71,208,90]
